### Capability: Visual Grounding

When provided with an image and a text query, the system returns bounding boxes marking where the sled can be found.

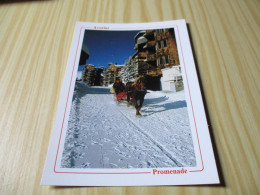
[115,91,127,102]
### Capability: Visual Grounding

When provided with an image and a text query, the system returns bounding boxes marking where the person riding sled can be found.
[113,79,125,95]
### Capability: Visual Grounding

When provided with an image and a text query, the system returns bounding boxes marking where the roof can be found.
[137,36,147,45]
[115,64,124,68]
[134,31,146,42]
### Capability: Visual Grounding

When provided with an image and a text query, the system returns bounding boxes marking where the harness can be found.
[133,82,145,90]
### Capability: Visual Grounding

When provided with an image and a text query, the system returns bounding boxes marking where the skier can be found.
[113,79,125,95]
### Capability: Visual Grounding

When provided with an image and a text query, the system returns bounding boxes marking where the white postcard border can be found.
[41,20,219,186]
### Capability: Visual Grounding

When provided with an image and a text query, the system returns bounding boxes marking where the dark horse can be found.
[125,76,147,116]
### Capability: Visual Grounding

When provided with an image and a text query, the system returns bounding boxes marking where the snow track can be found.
[117,108,183,167]
[61,82,196,168]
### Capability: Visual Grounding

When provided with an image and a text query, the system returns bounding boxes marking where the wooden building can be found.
[142,28,180,75]
[143,30,157,76]
[103,63,124,86]
[132,28,180,90]
[82,65,104,86]
[134,31,148,76]
[154,28,180,70]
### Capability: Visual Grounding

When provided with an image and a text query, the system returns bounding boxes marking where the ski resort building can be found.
[103,63,124,86]
[154,28,180,69]
[132,28,181,91]
[143,30,157,76]
[82,64,94,82]
[134,31,148,76]
[82,65,104,86]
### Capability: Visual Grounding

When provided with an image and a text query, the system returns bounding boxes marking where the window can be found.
[156,29,165,34]
[160,57,164,65]
[158,56,170,66]
[161,41,164,48]
[163,39,167,47]
[158,41,161,49]
[158,40,167,49]
[165,55,169,64]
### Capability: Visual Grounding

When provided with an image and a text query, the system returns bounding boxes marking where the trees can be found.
[119,57,138,83]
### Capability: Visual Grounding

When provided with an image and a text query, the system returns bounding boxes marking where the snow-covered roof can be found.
[137,36,147,45]
[134,31,146,42]
[115,64,124,67]
[134,31,145,38]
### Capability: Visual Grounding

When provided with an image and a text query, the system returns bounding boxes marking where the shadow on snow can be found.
[142,96,187,116]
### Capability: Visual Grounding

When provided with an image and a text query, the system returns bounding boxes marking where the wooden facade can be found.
[134,32,148,76]
[103,63,124,86]
[82,65,104,86]
[155,28,180,70]
[131,28,180,90]
[133,28,180,77]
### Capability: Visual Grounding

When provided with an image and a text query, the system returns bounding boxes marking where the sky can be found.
[78,30,140,71]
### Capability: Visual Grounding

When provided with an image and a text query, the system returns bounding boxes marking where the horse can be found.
[125,76,147,116]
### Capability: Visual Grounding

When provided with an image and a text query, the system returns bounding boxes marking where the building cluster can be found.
[82,65,104,86]
[103,63,124,86]
[80,28,183,91]
[82,63,124,86]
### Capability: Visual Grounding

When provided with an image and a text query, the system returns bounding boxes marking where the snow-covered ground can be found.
[61,82,196,168]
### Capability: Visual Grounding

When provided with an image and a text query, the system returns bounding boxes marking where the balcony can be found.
[156,47,169,56]
[158,64,166,69]
[147,68,162,76]
[144,40,156,48]
[146,30,155,34]
[146,54,156,62]
[155,31,169,41]
[144,30,155,37]
[138,52,147,58]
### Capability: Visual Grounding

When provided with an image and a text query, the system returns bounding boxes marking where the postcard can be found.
[41,20,219,186]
